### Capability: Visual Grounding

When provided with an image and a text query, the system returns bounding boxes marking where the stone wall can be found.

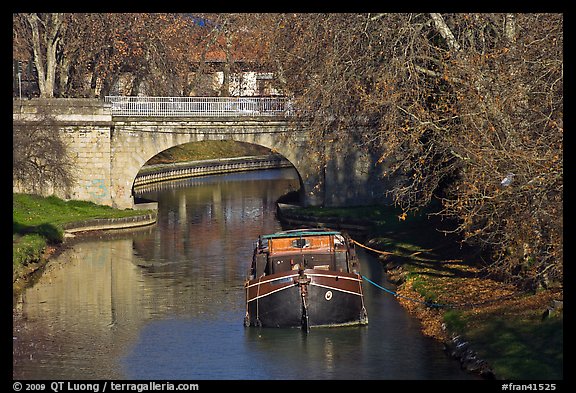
[13,98,396,209]
[324,145,394,207]
[109,118,317,209]
[13,99,114,206]
[62,125,113,205]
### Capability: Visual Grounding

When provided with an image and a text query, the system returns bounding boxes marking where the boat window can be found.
[268,235,333,254]
[292,238,310,248]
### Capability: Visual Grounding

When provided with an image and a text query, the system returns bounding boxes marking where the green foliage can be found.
[13,233,46,268]
[146,140,271,165]
[470,317,563,380]
[443,309,467,332]
[442,307,562,379]
[12,193,152,274]
[13,193,144,231]
[408,274,441,304]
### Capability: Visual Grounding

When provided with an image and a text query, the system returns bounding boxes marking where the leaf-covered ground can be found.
[379,246,563,380]
[276,203,563,379]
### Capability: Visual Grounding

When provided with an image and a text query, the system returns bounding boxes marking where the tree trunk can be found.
[220,35,233,97]
[504,13,517,48]
[58,55,71,97]
[25,13,63,98]
[430,13,461,52]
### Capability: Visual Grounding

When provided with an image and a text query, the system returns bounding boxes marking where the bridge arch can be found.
[14,98,393,210]
[110,119,313,208]
[129,139,302,197]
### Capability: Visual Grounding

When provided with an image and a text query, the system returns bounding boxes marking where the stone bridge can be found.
[13,98,391,209]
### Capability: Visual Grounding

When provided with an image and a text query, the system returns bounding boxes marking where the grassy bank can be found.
[13,141,269,287]
[13,193,153,286]
[146,140,272,165]
[280,204,563,380]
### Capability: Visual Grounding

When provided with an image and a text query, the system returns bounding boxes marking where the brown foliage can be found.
[12,13,562,287]
[266,13,563,288]
[13,13,275,98]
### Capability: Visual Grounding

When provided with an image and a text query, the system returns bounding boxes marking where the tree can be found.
[13,109,74,196]
[14,13,64,98]
[13,13,202,98]
[437,14,563,287]
[266,13,563,288]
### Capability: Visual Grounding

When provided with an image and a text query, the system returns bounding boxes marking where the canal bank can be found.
[134,154,292,188]
[276,203,563,380]
[12,194,159,296]
[13,154,289,294]
[14,168,477,380]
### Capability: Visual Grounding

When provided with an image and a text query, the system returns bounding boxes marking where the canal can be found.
[13,168,476,380]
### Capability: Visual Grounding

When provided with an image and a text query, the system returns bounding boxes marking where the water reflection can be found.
[13,237,141,379]
[242,326,368,379]
[13,169,299,379]
[13,168,474,380]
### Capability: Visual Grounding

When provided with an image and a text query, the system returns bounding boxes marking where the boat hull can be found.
[245,269,368,328]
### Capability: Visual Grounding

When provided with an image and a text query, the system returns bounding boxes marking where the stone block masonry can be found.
[14,98,394,209]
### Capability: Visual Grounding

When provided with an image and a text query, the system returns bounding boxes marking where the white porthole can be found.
[325,290,333,301]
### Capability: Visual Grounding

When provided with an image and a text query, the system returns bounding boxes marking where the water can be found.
[13,168,475,380]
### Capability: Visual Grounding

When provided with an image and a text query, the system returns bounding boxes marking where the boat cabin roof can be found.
[260,229,345,255]
[261,229,341,239]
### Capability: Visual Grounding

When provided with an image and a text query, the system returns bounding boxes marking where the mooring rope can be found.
[350,239,397,255]
[352,238,521,309]
[361,274,447,308]
[351,239,438,259]
[349,238,448,307]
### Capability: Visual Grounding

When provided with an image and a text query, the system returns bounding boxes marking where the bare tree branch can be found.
[430,13,461,52]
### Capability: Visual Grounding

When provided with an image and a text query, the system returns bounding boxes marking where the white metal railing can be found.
[104,96,292,117]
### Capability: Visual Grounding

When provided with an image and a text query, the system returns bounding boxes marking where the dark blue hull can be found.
[245,270,368,329]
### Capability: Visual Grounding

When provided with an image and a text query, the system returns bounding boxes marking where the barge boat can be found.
[244,229,368,330]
